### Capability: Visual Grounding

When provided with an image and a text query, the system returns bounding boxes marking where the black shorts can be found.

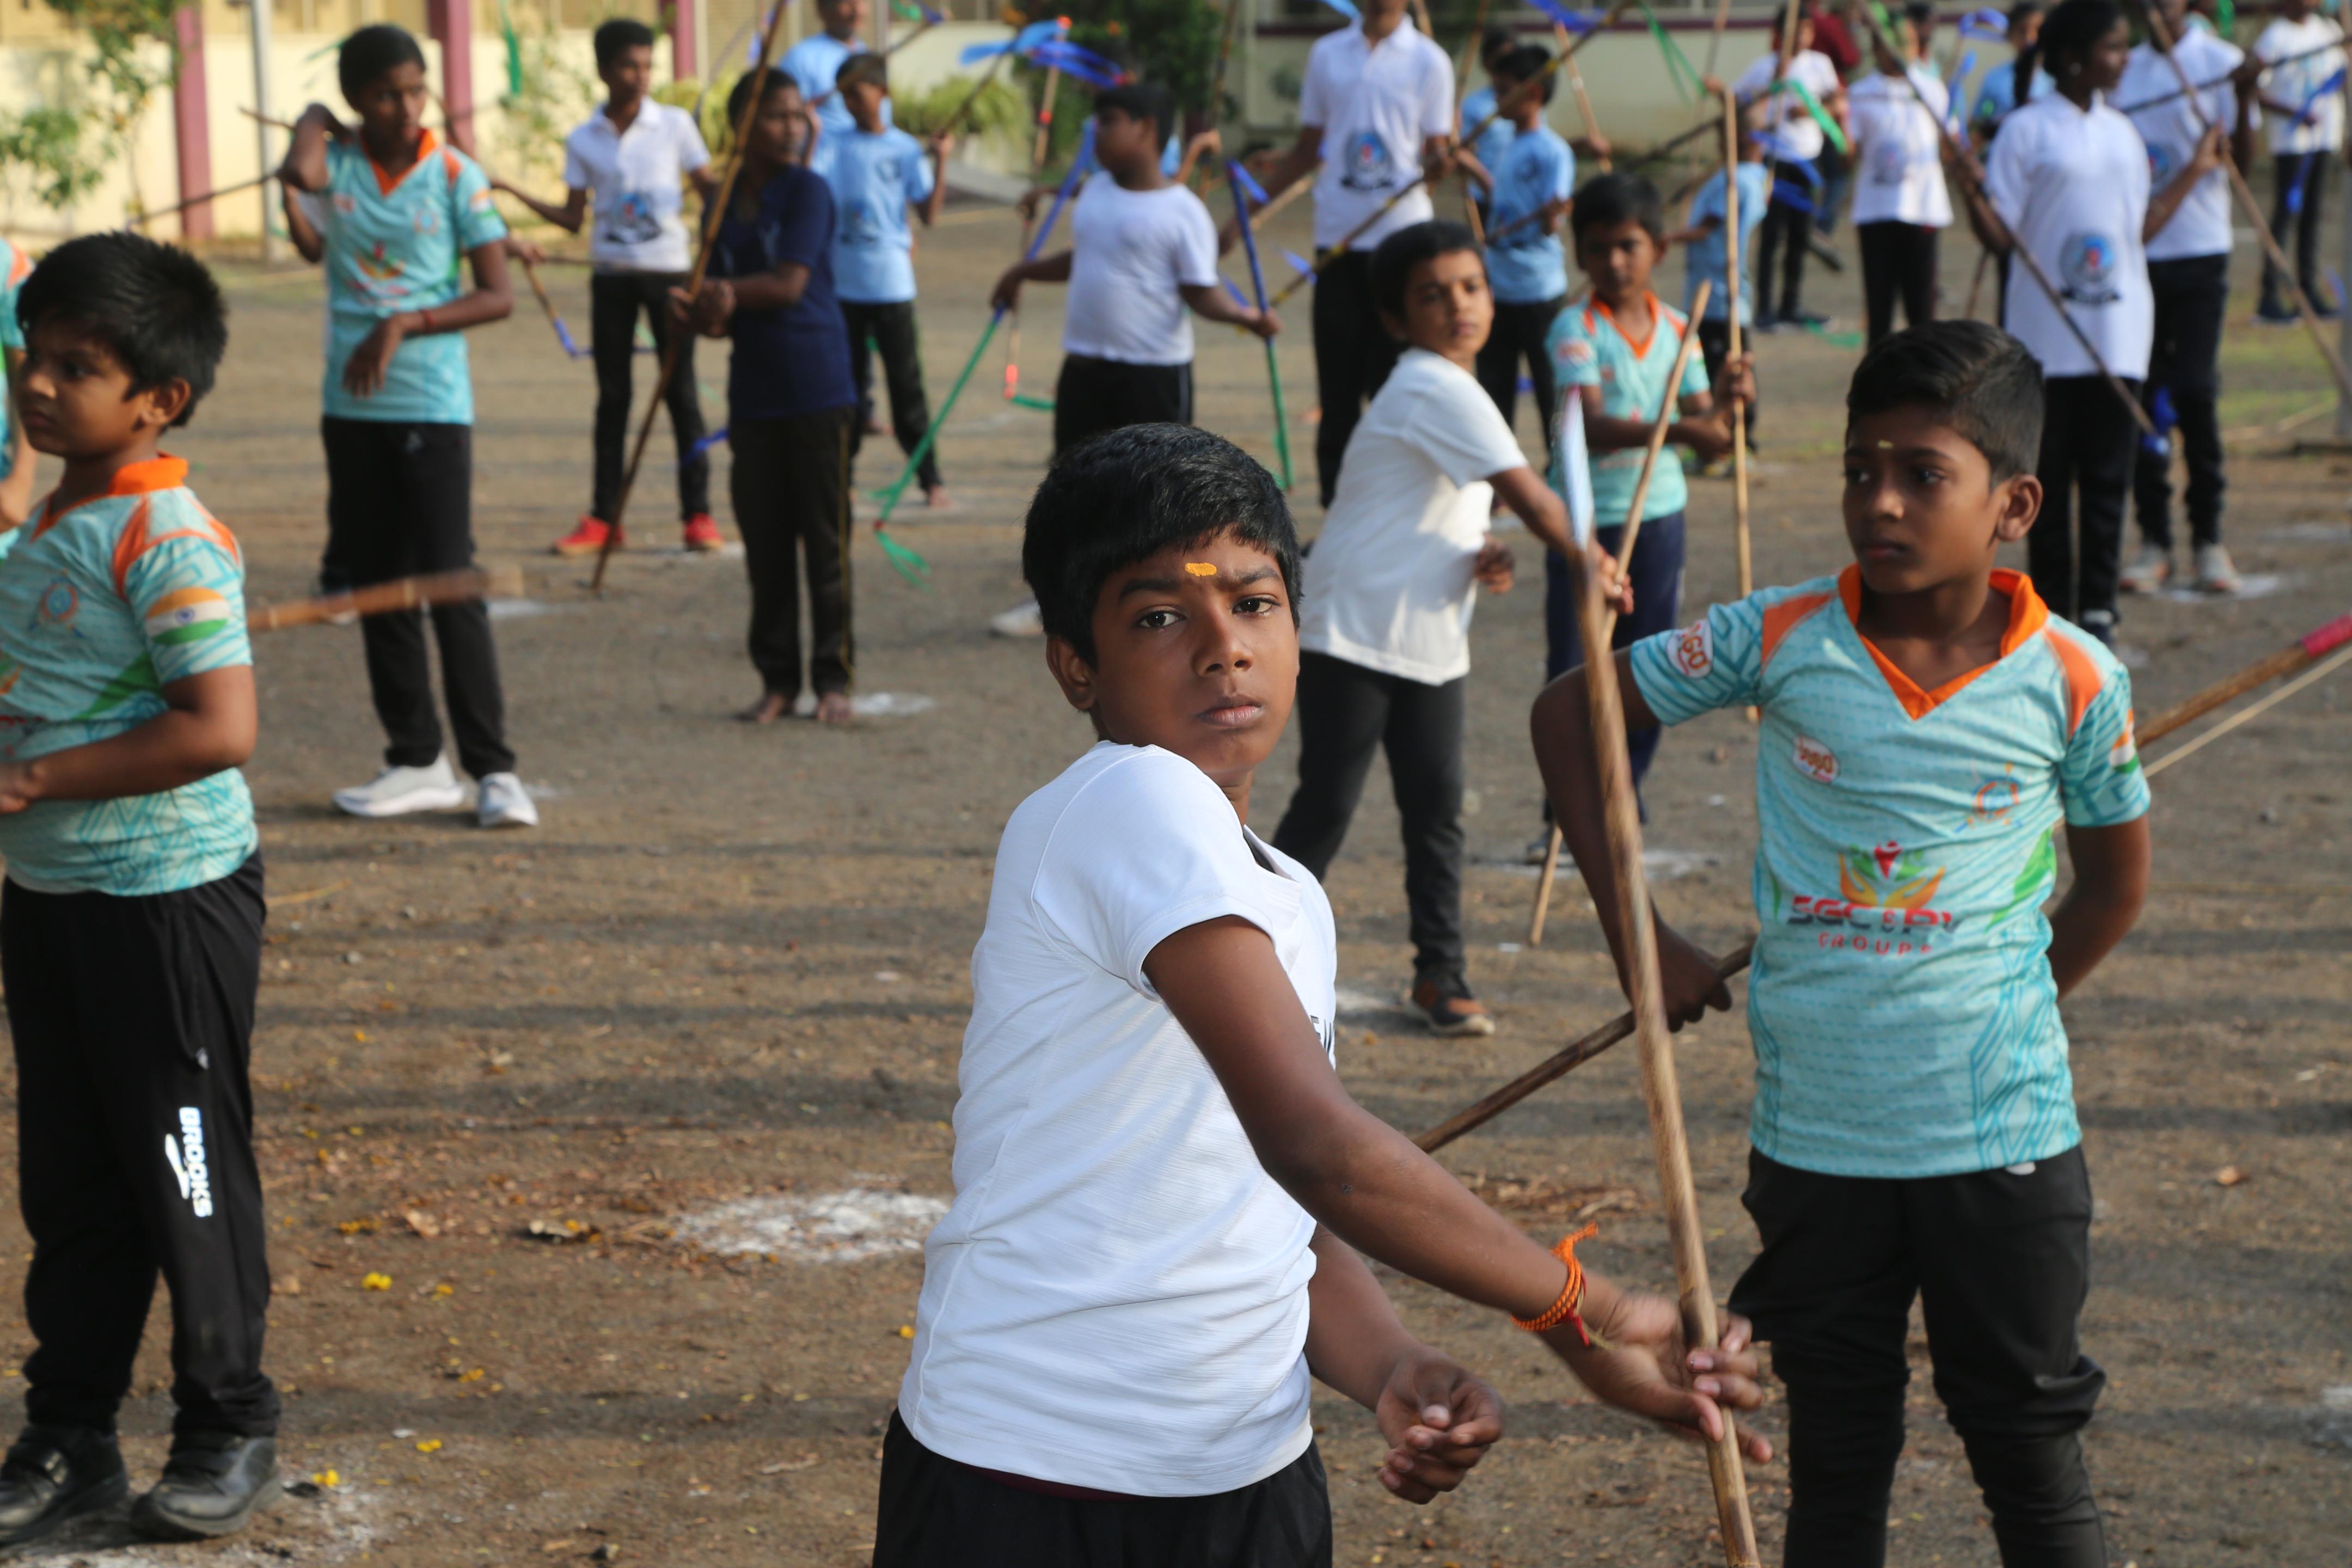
[1052,354,1194,456]
[874,1411,1332,1568]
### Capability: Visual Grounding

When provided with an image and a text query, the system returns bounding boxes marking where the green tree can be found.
[39,0,183,215]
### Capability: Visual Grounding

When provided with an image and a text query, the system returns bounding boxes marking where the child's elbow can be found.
[479,284,514,322]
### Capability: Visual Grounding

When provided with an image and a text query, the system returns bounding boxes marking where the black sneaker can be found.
[128,1431,280,1541]
[0,1425,127,1546]
[1408,977,1496,1038]
[2255,303,2298,326]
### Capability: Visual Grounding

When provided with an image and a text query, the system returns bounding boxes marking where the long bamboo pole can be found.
[247,567,525,632]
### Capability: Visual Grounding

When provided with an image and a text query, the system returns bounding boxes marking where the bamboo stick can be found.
[247,567,525,632]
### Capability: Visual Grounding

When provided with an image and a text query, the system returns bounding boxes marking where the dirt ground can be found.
[0,171,2347,1568]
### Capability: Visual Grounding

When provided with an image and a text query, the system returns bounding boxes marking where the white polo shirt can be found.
[1848,69,1953,228]
[899,742,1338,1497]
[2121,32,2250,262]
[1299,20,1455,252]
[1734,48,1845,164]
[562,101,712,274]
[1984,91,2153,380]
[2255,14,2344,155]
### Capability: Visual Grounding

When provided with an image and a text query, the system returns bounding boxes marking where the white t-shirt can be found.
[1063,173,1221,365]
[1300,21,1455,252]
[900,742,1338,1497]
[1301,348,1530,685]
[2256,14,2345,155]
[562,101,712,274]
[1984,91,2153,379]
[1848,70,1953,228]
[2122,32,2250,262]
[1734,49,1845,164]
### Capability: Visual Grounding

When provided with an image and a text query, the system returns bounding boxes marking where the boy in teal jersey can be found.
[0,233,281,1545]
[280,24,534,828]
[1540,173,1742,832]
[0,238,35,530]
[1533,322,2152,1566]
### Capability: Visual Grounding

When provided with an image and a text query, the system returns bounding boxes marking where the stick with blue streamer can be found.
[1228,161,1295,491]
[872,138,1092,531]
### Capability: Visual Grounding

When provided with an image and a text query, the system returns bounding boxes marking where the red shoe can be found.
[682,513,724,553]
[553,515,620,557]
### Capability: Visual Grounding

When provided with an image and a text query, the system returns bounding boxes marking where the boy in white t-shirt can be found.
[1273,222,1578,1038]
[499,19,721,558]
[880,420,1768,1567]
[1732,3,1849,329]
[2252,0,2345,321]
[987,82,1276,638]
[1847,4,1952,345]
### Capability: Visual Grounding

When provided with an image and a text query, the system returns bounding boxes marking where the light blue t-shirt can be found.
[783,33,896,146]
[825,127,932,304]
[0,457,257,896]
[1970,58,2055,134]
[1484,124,1572,303]
[1628,568,2151,1178]
[1460,85,1514,185]
[1685,163,1771,325]
[1545,295,1709,528]
[0,238,24,482]
[317,132,508,424]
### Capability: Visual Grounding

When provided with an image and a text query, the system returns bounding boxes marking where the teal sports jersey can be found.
[0,457,257,896]
[317,131,508,424]
[1547,293,1708,529]
[0,237,26,482]
[1628,568,2151,1178]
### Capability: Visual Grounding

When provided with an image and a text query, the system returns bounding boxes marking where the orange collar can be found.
[34,455,188,537]
[367,127,440,197]
[1590,292,1665,360]
[1837,565,2048,719]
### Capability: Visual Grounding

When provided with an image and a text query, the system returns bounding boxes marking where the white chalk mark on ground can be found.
[2276,521,2352,542]
[789,692,937,719]
[2157,573,2287,603]
[674,1190,950,1262]
[487,598,562,620]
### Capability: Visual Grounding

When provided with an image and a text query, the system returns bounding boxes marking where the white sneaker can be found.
[2192,543,2244,594]
[475,771,539,829]
[988,599,1045,638]
[2119,543,2172,595]
[332,756,467,819]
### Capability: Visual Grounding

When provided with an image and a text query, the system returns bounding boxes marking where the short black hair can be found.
[1569,171,1665,246]
[837,52,888,91]
[1023,424,1298,664]
[1846,321,2044,481]
[1369,220,1482,321]
[1480,23,1516,62]
[339,23,426,101]
[1095,81,1176,143]
[1903,2,1935,34]
[17,232,228,428]
[594,18,656,68]
[726,65,799,125]
[2008,0,2045,23]
[1492,44,1555,103]
[2035,0,2122,70]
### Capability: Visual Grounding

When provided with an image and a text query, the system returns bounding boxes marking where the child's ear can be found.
[134,378,194,433]
[1043,635,1101,715]
[1377,309,1410,343]
[1992,471,2042,546]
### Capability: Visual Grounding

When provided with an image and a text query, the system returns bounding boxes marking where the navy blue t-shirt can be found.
[709,164,854,421]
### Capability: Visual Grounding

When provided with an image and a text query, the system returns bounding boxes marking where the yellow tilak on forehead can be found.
[1185,562,1217,576]
[1877,439,1895,449]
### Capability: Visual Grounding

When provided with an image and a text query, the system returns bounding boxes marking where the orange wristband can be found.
[1510,1222,1598,1345]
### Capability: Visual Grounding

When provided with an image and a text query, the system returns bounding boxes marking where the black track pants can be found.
[589,270,709,522]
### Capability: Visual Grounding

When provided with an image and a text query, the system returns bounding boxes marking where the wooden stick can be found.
[1530,285,1709,947]
[1705,0,1735,78]
[1965,246,1992,319]
[128,170,275,228]
[2140,610,2352,740]
[247,567,525,632]
[1855,2,2158,439]
[1271,0,1634,307]
[2132,0,2352,407]
[2114,34,2343,115]
[1561,24,1612,171]
[1569,470,1761,1568]
[590,0,797,592]
[2144,641,2352,777]
[1722,90,1751,610]
[1417,940,1756,1152]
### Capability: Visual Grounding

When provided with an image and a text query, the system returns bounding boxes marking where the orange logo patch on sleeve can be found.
[1669,620,1713,678]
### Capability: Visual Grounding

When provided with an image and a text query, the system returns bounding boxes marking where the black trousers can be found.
[2134,253,2228,550]
[875,1412,1332,1567]
[1857,221,1938,345]
[1310,249,1404,505]
[2030,375,2141,627]
[844,299,942,490]
[1474,295,1566,458]
[590,270,709,522]
[1052,354,1193,456]
[4,858,276,1439]
[1731,1147,2108,1568]
[321,418,516,778]
[1272,653,1467,988]
[2261,151,2330,311]
[1754,192,1812,321]
[731,408,854,699]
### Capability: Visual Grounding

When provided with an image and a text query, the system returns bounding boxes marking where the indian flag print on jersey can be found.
[143,587,232,647]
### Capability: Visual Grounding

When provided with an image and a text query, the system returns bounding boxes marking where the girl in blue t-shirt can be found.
[279,24,536,829]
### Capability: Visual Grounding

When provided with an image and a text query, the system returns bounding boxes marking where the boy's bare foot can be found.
[865,413,889,436]
[924,483,953,510]
[737,691,792,724]
[814,691,854,726]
